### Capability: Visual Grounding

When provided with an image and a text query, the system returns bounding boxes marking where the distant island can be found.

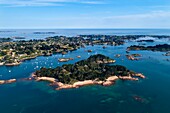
[0,37,82,66]
[136,39,154,42]
[33,54,145,90]
[33,32,56,34]
[0,38,12,42]
[0,35,125,66]
[127,44,170,52]
[12,37,26,39]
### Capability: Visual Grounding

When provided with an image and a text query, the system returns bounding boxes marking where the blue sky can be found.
[0,0,170,29]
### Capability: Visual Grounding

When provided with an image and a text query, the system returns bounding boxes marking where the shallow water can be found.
[0,30,170,113]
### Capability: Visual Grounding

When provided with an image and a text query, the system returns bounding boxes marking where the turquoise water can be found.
[0,30,170,113]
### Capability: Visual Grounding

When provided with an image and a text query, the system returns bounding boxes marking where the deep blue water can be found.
[0,29,170,113]
[1,29,170,40]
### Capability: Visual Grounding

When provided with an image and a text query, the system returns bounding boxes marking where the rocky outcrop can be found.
[58,58,73,62]
[126,54,141,61]
[0,80,5,84]
[36,77,57,83]
[5,62,21,66]
[0,79,16,84]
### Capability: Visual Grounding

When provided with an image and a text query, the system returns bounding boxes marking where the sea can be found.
[1,29,170,39]
[0,29,170,113]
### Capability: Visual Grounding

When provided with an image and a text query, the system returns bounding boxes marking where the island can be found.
[136,39,154,42]
[126,54,142,60]
[33,54,145,90]
[12,37,26,39]
[33,32,56,34]
[127,44,170,52]
[0,35,125,66]
[58,58,74,62]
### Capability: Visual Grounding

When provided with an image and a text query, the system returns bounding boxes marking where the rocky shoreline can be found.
[32,73,145,90]
[0,79,16,84]
[5,62,21,66]
[0,67,145,89]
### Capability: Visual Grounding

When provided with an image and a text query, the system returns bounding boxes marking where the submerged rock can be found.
[133,95,150,104]
[115,54,121,58]
[87,50,92,52]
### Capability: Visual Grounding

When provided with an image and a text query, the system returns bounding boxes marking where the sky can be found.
[0,0,170,29]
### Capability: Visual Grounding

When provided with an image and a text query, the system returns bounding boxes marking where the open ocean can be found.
[1,29,170,39]
[0,29,170,113]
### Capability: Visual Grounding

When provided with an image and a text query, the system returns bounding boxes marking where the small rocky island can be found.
[126,54,142,60]
[127,44,170,52]
[33,54,145,90]
[164,52,170,56]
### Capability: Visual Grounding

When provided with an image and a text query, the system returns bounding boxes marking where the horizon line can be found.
[1,28,170,30]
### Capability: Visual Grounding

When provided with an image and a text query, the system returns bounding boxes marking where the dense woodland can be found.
[35,54,135,84]
[127,44,170,52]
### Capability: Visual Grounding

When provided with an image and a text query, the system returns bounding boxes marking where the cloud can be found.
[28,10,170,28]
[0,0,105,7]
[47,10,170,28]
[80,1,104,4]
[99,11,170,28]
[104,11,170,19]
